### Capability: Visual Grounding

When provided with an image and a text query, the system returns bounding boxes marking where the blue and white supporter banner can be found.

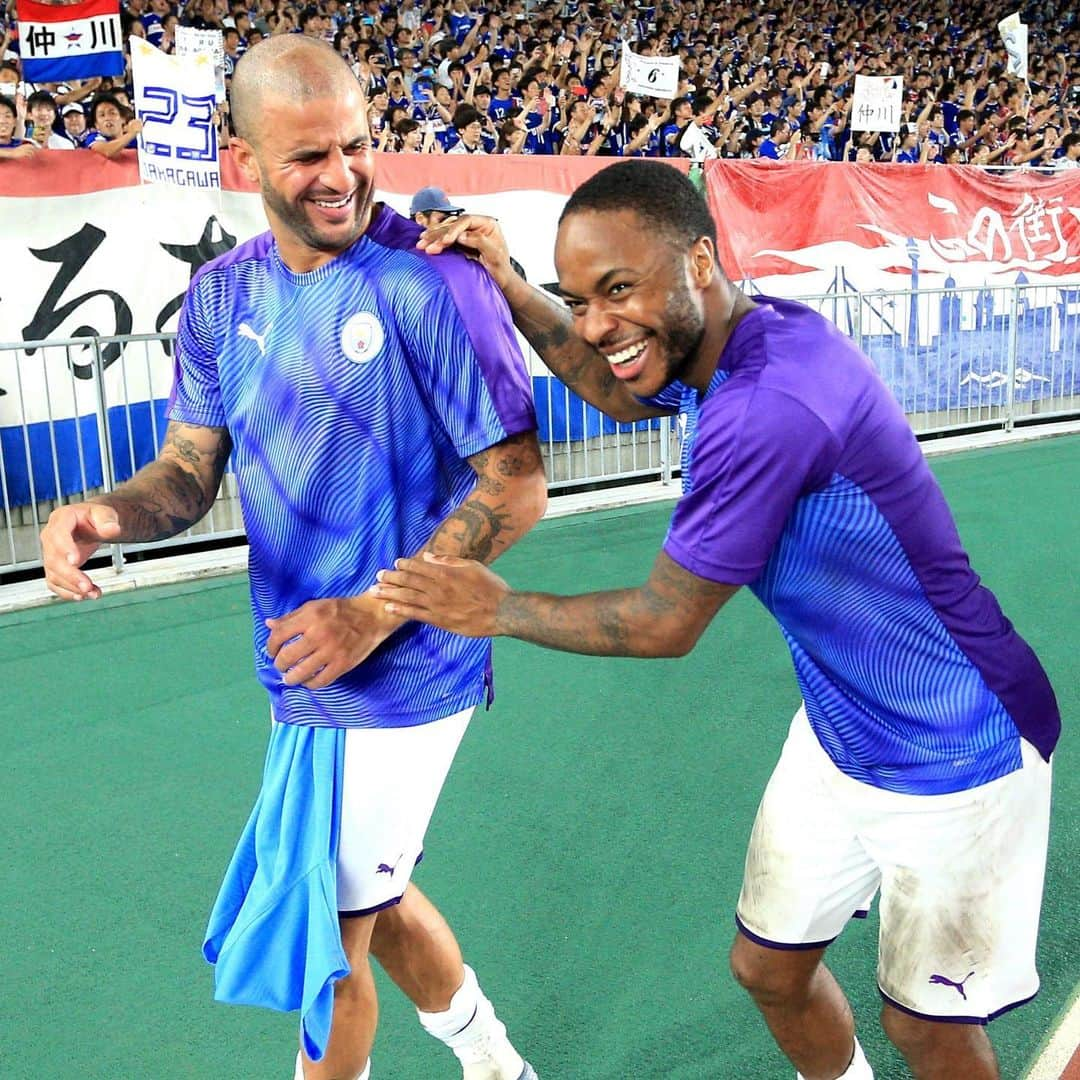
[4,155,1077,509]
[16,0,124,83]
[132,37,220,190]
[619,43,680,99]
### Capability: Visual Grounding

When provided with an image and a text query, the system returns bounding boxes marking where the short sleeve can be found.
[406,257,537,460]
[168,274,227,428]
[664,387,838,584]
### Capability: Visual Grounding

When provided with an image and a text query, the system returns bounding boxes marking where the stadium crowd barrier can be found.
[3,278,1078,576]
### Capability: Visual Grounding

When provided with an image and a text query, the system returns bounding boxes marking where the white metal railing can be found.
[2,280,1078,575]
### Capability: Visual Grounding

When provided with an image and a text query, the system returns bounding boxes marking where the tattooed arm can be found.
[425,430,548,564]
[417,216,672,423]
[265,429,548,689]
[375,549,738,658]
[94,421,231,540]
[41,421,231,600]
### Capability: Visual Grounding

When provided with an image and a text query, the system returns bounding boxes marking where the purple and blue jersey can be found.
[653,297,1059,795]
[170,204,536,730]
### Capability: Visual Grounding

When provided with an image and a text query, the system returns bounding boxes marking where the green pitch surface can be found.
[3,435,1078,1079]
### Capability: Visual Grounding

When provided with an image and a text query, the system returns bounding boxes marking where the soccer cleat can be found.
[517,1066,538,1080]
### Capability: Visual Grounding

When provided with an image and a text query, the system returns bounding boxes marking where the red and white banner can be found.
[703,161,1080,294]
[0,154,689,505]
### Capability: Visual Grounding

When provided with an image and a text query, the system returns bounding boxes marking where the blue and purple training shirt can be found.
[170,203,537,729]
[660,297,1060,795]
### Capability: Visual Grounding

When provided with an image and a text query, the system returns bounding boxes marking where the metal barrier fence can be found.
[2,281,1078,576]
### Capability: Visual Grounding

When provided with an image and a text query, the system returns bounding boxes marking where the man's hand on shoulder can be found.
[416,214,518,293]
[265,593,406,690]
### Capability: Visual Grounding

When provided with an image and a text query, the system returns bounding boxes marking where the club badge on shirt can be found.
[341,312,385,364]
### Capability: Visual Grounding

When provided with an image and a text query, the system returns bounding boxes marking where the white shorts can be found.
[736,707,1052,1023]
[334,708,472,917]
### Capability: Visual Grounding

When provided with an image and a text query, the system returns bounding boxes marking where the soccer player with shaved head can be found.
[377,161,1060,1080]
[41,34,545,1080]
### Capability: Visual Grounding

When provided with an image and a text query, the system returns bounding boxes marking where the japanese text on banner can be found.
[851,75,904,133]
[15,0,124,82]
[619,43,680,99]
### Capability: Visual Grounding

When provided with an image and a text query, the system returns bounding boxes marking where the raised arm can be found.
[41,420,232,600]
[89,118,144,159]
[417,216,672,422]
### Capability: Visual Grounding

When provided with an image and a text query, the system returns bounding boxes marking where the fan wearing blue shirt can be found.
[40,35,544,1080]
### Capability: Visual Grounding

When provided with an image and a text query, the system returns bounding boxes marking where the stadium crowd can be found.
[2,0,1080,165]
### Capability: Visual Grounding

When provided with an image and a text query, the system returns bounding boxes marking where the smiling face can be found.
[30,101,57,131]
[0,101,16,142]
[232,84,376,273]
[63,108,87,136]
[554,209,711,397]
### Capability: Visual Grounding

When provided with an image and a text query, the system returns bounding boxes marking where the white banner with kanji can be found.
[851,76,904,133]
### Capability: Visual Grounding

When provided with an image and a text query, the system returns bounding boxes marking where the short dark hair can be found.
[560,160,717,251]
[452,104,483,131]
[89,93,124,128]
[27,90,57,112]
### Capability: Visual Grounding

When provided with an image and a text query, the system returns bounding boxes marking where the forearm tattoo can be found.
[426,432,543,564]
[493,556,735,658]
[495,588,644,656]
[97,423,231,542]
[516,288,620,404]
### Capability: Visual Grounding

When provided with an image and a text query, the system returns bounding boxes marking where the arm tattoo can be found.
[510,286,656,420]
[429,499,512,563]
[423,432,545,564]
[162,427,202,467]
[493,556,737,657]
[95,422,231,542]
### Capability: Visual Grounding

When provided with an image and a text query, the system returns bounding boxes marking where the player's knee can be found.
[729,936,813,1006]
[880,1002,936,1054]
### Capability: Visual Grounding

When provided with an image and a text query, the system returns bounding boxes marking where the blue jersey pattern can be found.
[751,476,1021,791]
[658,298,1058,794]
[171,211,535,729]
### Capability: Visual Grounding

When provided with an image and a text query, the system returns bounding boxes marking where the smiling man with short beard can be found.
[40,33,546,1080]
[379,160,1060,1080]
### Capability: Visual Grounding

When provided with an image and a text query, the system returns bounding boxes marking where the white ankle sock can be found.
[293,1053,370,1080]
[796,1036,873,1080]
[417,965,524,1079]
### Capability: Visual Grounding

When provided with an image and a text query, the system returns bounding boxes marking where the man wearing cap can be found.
[409,186,463,229]
[61,103,89,146]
